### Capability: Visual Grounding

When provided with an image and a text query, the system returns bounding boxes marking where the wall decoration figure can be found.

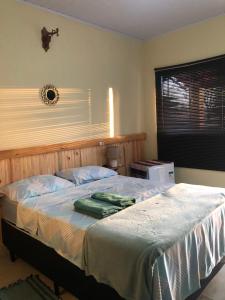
[41,27,59,52]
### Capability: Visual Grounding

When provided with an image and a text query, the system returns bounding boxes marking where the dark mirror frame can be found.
[41,84,59,105]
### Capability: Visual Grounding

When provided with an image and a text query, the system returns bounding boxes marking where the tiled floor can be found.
[0,243,224,300]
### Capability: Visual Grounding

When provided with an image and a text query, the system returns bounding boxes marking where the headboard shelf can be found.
[0,133,146,186]
[0,133,146,160]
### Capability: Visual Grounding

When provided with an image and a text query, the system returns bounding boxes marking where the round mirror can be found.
[41,84,59,105]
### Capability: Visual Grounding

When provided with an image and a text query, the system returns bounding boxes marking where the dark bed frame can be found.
[1,219,224,300]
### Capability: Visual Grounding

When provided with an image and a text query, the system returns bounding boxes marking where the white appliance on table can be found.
[130,160,175,185]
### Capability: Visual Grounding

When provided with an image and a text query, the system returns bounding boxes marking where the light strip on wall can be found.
[109,87,114,138]
[0,87,110,150]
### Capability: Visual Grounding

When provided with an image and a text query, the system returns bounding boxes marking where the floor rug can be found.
[0,275,60,300]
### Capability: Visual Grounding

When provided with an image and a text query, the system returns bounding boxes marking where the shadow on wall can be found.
[0,86,118,150]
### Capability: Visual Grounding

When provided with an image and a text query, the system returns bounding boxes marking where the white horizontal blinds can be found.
[155,55,225,171]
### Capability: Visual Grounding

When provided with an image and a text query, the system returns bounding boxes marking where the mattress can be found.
[14,175,173,269]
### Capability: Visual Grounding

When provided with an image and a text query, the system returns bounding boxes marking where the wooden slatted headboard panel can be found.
[0,133,146,187]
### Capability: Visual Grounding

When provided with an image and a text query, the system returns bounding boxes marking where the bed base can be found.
[1,219,224,300]
[1,219,122,300]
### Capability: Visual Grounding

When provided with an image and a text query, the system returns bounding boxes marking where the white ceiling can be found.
[22,0,225,40]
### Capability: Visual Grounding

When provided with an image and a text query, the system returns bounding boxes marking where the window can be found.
[155,54,225,171]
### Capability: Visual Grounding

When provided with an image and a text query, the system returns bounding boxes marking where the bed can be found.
[1,174,225,300]
[1,175,171,268]
[1,134,225,300]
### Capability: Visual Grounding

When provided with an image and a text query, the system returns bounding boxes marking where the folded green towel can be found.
[74,198,122,219]
[91,192,135,208]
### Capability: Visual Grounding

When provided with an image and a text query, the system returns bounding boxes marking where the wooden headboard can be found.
[0,133,146,187]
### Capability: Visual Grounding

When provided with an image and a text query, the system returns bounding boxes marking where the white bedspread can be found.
[83,183,225,300]
[16,175,170,268]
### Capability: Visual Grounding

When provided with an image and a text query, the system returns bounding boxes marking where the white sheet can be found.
[16,175,171,268]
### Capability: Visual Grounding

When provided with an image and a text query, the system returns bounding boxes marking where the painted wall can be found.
[1,1,225,187]
[144,15,225,187]
[0,0,144,150]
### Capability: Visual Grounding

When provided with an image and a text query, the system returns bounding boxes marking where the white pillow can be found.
[0,175,74,202]
[56,166,117,185]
